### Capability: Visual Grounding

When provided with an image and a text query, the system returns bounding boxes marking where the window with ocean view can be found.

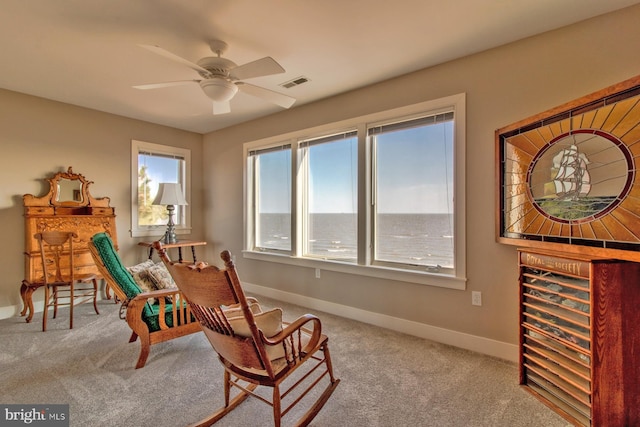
[248,145,292,252]
[244,93,466,288]
[370,113,454,270]
[300,132,358,261]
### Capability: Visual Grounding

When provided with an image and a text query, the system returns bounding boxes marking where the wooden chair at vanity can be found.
[155,243,340,427]
[36,231,99,331]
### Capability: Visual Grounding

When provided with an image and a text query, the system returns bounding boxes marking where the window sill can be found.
[242,250,466,290]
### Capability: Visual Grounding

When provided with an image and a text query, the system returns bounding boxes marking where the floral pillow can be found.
[126,260,157,303]
[126,260,156,292]
[146,263,178,290]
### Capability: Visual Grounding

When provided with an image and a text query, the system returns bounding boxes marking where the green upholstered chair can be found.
[89,232,200,368]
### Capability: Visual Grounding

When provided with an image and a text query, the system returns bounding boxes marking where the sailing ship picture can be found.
[552,144,591,200]
[528,132,629,222]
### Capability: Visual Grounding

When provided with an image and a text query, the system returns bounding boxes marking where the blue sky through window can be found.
[376,122,453,214]
[257,120,453,214]
[139,155,181,196]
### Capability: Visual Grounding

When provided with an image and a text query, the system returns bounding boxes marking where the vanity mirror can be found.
[56,177,84,204]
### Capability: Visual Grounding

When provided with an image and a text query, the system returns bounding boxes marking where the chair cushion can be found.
[227,308,285,360]
[221,300,262,318]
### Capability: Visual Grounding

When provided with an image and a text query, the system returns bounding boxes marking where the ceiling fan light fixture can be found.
[199,79,238,102]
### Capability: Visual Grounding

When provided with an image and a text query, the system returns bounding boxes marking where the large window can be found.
[370,112,454,271]
[247,145,292,252]
[300,131,358,261]
[244,94,465,288]
[131,140,191,238]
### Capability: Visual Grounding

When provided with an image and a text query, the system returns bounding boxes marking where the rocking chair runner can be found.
[154,242,340,427]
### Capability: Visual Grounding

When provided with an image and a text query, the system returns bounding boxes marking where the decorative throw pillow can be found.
[126,260,156,292]
[227,308,285,360]
[126,260,157,303]
[146,263,177,290]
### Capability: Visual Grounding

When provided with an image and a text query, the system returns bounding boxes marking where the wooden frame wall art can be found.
[496,75,640,261]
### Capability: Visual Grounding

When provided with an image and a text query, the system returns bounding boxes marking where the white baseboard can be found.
[0,304,21,320]
[243,282,518,363]
[0,283,519,362]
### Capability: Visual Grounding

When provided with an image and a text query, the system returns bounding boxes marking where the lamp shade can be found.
[152,183,188,206]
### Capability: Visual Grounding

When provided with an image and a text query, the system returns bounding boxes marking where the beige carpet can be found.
[0,296,570,426]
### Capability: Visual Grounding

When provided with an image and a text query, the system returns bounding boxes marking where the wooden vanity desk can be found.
[21,167,117,322]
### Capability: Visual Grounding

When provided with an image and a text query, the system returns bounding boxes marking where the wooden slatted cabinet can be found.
[518,248,640,427]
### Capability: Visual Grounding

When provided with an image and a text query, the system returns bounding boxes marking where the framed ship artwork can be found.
[496,74,640,262]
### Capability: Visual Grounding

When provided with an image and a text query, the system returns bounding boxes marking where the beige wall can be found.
[0,91,203,316]
[202,5,640,357]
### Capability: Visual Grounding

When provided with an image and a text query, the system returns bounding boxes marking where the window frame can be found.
[131,139,192,238]
[243,94,466,289]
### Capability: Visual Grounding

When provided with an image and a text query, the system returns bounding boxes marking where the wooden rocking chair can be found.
[154,243,340,427]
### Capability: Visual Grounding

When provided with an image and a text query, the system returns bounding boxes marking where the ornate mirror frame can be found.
[23,166,111,209]
[496,75,640,261]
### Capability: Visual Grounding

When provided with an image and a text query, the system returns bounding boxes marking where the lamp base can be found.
[161,231,178,245]
[161,204,178,244]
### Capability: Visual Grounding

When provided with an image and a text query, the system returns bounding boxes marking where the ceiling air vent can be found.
[280,76,309,89]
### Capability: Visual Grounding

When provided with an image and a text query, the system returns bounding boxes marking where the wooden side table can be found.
[138,240,207,263]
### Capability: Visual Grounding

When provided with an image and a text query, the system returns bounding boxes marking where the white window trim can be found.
[130,139,192,238]
[243,93,466,289]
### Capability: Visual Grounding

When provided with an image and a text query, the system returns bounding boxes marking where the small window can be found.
[131,140,191,238]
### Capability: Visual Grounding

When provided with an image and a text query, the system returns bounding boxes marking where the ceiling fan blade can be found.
[133,80,199,90]
[139,44,210,76]
[212,101,231,115]
[231,57,285,80]
[236,82,295,109]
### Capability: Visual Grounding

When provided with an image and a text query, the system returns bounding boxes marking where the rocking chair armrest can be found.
[262,313,322,348]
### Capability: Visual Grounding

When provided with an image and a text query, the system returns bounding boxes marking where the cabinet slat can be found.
[524,332,591,369]
[527,374,591,426]
[524,361,591,406]
[524,351,591,393]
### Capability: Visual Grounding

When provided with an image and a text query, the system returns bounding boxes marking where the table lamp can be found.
[152,183,187,244]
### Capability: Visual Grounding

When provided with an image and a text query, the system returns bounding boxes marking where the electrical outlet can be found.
[472,291,482,306]
[315,268,321,279]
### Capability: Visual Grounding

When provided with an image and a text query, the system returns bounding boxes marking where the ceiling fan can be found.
[134,40,296,115]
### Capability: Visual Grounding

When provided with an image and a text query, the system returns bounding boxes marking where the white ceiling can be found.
[1,0,638,134]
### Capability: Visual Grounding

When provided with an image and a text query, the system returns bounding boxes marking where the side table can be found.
[138,240,207,263]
